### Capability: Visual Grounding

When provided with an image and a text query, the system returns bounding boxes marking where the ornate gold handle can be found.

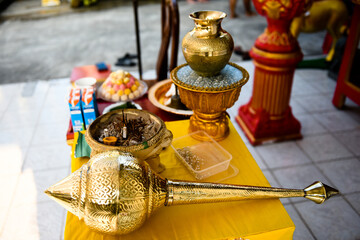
[166,180,339,206]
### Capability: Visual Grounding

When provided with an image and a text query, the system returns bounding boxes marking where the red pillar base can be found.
[235,0,309,145]
[236,104,302,145]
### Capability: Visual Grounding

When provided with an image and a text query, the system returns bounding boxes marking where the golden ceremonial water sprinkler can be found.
[45,151,339,235]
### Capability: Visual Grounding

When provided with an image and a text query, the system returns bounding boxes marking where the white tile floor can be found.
[0,61,359,239]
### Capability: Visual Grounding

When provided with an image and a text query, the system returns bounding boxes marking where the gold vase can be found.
[45,151,339,235]
[182,11,234,77]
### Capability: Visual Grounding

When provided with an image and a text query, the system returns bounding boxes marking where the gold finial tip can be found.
[304,181,340,204]
[44,187,55,197]
[323,183,340,198]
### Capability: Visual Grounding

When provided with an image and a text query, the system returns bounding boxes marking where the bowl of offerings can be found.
[85,109,173,172]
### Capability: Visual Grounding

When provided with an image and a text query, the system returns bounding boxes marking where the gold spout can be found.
[44,169,82,217]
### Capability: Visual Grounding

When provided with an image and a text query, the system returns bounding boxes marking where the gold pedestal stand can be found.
[171,63,249,141]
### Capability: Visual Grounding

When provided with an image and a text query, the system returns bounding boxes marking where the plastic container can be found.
[171,131,232,180]
[74,77,97,89]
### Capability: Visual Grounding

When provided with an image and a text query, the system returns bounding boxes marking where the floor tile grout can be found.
[0,173,20,236]
[294,138,360,217]
[20,81,51,173]
[341,194,360,218]
[314,156,359,164]
[263,156,358,172]
[295,141,338,187]
[309,114,359,159]
[290,201,317,239]
[0,83,22,123]
[342,191,360,196]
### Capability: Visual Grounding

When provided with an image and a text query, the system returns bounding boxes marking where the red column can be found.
[236,0,310,145]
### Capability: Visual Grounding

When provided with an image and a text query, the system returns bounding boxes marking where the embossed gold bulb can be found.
[45,151,339,235]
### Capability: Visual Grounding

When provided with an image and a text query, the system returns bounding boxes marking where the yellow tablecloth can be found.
[65,120,295,240]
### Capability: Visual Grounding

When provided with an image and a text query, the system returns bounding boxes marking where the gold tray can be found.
[148,79,193,116]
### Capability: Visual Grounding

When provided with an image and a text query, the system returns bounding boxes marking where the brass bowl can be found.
[85,109,173,172]
[148,79,193,116]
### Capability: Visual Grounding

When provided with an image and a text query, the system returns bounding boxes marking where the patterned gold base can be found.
[189,112,229,141]
[171,63,249,141]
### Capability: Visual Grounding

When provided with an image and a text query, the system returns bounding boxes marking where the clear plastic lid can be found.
[171,131,233,180]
